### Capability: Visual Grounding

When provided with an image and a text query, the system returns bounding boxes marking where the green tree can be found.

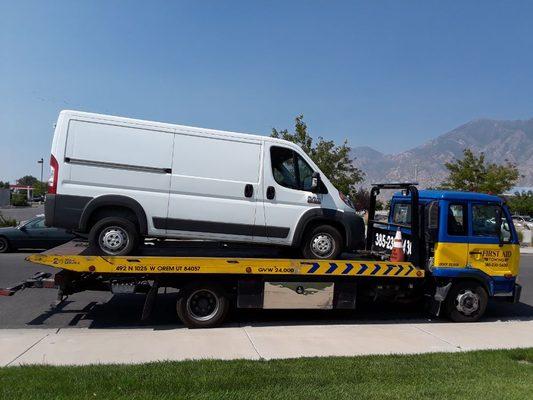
[351,187,384,211]
[10,193,28,207]
[272,115,364,195]
[16,175,39,187]
[440,149,520,194]
[32,181,48,197]
[0,181,10,189]
[506,191,533,216]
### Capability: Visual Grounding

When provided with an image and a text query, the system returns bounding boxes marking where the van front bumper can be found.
[343,212,366,251]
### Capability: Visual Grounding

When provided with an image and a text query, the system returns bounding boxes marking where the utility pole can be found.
[37,158,44,183]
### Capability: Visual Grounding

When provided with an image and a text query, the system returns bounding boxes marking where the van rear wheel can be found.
[301,225,342,259]
[89,217,139,256]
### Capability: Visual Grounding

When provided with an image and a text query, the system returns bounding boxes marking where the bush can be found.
[0,212,17,227]
[10,193,28,207]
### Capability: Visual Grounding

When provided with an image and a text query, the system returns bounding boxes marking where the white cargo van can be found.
[46,111,364,257]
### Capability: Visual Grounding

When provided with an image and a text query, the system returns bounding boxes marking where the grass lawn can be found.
[1,348,532,399]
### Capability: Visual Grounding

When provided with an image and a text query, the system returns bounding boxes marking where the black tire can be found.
[301,224,343,259]
[176,284,229,328]
[444,281,488,322]
[88,217,140,256]
[0,237,10,253]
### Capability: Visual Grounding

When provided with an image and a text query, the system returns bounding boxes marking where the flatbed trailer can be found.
[1,184,521,328]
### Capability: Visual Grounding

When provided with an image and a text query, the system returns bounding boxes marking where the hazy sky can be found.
[1,1,533,182]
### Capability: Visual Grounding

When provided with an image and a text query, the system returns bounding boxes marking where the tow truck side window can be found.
[392,203,411,225]
[472,204,511,241]
[447,204,467,236]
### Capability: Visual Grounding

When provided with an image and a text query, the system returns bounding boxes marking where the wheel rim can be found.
[0,238,6,252]
[455,289,480,316]
[98,226,129,254]
[186,289,220,322]
[310,233,335,258]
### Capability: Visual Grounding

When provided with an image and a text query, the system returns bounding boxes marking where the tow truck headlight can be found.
[339,191,354,209]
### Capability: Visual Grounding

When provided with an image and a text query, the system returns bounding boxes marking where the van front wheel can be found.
[301,225,342,259]
[89,217,139,256]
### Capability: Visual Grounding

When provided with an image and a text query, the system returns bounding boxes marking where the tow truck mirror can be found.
[311,172,321,192]
[495,207,504,246]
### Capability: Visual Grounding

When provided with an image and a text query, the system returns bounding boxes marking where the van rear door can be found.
[165,131,261,241]
[63,116,174,235]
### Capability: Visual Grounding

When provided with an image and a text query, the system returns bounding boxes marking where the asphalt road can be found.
[0,251,531,329]
[0,205,44,223]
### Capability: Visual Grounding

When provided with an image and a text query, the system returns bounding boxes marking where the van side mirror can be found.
[311,172,321,192]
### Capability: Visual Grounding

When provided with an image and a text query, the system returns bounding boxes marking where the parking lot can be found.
[0,205,44,223]
[1,251,531,330]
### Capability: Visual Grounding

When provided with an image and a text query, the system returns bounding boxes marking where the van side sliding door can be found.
[165,132,262,242]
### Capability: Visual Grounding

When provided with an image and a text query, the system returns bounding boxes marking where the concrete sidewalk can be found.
[2,320,533,366]
[521,246,533,254]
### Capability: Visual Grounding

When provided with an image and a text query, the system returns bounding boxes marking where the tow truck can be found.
[1,184,521,328]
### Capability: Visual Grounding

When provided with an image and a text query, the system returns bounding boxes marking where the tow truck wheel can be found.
[302,225,342,259]
[177,284,229,328]
[445,281,488,322]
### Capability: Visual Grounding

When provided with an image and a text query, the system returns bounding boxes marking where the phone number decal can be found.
[374,232,412,255]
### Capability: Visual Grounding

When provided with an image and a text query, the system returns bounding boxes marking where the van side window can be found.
[271,147,298,189]
[296,154,314,191]
[447,204,467,236]
[270,147,317,191]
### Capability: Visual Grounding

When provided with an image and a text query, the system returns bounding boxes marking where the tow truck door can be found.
[467,202,520,276]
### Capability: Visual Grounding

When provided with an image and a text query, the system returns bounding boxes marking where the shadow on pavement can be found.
[22,292,533,330]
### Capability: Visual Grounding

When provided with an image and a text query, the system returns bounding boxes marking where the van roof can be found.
[392,189,503,203]
[59,110,297,147]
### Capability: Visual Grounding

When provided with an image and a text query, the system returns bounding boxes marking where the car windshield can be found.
[18,217,41,228]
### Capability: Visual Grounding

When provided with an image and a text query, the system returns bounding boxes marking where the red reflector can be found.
[0,289,14,296]
[89,265,96,272]
[504,273,513,279]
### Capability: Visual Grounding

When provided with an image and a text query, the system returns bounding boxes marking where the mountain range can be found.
[351,118,533,190]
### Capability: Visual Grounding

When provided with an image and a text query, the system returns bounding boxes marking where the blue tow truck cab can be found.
[368,184,521,322]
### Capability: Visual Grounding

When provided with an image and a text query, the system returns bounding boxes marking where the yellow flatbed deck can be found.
[27,241,424,278]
